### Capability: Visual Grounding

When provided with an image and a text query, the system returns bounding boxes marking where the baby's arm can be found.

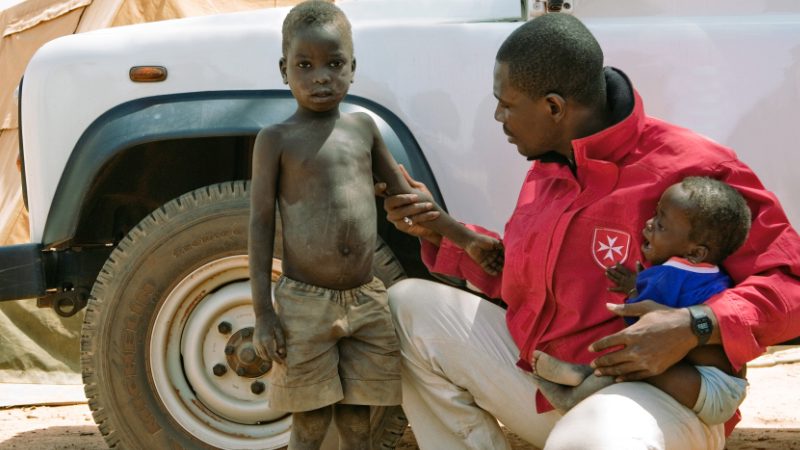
[249,127,286,363]
[364,114,503,275]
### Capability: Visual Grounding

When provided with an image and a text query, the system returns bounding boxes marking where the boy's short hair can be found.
[496,14,605,106]
[681,176,752,263]
[282,1,353,55]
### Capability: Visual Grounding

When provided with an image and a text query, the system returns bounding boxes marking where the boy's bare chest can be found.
[282,128,372,176]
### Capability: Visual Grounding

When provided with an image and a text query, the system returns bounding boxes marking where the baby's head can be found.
[280,1,355,112]
[641,177,751,266]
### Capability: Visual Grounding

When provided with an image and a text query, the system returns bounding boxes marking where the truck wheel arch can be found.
[44,90,444,251]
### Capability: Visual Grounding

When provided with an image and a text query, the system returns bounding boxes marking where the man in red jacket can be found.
[379,13,800,450]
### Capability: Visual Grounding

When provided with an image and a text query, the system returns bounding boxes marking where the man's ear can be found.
[279,57,288,85]
[687,244,710,264]
[544,93,566,123]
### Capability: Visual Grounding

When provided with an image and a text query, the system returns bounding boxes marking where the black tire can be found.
[81,181,408,449]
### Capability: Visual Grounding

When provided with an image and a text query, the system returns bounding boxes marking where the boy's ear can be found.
[687,244,710,264]
[544,93,566,123]
[279,57,288,84]
[350,57,357,83]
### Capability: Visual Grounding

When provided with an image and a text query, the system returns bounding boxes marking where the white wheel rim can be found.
[150,255,291,449]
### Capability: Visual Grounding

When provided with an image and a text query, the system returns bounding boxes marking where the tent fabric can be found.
[0,0,304,385]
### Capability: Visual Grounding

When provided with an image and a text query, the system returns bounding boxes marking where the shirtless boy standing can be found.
[249,2,502,448]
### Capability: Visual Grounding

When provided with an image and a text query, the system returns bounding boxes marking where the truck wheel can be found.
[81,181,408,449]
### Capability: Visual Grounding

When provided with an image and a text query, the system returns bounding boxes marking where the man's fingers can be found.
[614,370,652,382]
[374,181,388,197]
[605,300,665,317]
[397,164,429,193]
[589,331,625,353]
[593,362,648,380]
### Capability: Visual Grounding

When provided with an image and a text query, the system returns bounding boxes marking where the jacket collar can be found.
[571,67,645,167]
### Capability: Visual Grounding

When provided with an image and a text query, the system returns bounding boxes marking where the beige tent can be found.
[0,0,303,385]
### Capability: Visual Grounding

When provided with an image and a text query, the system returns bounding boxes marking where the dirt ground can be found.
[1,348,799,449]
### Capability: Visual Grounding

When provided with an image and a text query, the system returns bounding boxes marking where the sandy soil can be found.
[2,348,799,449]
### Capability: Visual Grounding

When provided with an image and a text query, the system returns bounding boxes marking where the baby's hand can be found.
[605,262,643,297]
[465,234,504,276]
[253,311,287,364]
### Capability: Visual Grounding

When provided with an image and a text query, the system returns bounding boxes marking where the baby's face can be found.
[641,184,696,265]
[281,23,355,113]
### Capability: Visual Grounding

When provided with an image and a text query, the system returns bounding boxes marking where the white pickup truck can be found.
[2,0,798,448]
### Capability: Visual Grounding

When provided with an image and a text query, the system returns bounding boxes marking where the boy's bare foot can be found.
[535,373,615,414]
[532,351,593,386]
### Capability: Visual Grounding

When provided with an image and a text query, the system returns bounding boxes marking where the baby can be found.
[533,176,751,425]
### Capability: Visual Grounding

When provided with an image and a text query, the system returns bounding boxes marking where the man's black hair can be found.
[681,176,752,264]
[282,0,352,56]
[496,14,605,106]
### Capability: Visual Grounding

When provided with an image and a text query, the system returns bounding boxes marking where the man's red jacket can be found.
[421,69,800,427]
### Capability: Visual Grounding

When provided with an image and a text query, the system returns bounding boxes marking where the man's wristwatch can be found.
[688,305,713,346]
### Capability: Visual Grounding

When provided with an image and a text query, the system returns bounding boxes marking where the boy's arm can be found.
[364,114,503,275]
[249,127,286,363]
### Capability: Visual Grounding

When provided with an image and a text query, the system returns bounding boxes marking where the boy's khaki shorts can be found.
[267,276,401,412]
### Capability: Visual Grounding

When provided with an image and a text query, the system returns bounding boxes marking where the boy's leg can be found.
[333,404,370,450]
[388,279,560,449]
[289,406,333,450]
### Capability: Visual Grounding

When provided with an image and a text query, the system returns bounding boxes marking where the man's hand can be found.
[464,234,504,276]
[376,164,442,243]
[589,301,696,381]
[253,311,287,364]
[605,261,643,297]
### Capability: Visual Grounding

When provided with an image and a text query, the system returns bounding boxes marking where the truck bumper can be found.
[0,243,46,301]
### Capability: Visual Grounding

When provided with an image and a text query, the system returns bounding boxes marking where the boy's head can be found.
[641,177,751,266]
[280,1,355,112]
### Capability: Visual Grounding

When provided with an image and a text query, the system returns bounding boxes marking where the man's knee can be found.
[388,278,435,318]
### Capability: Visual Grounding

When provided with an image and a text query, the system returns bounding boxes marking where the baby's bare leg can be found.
[289,406,333,450]
[535,374,616,414]
[533,351,594,386]
[333,404,370,450]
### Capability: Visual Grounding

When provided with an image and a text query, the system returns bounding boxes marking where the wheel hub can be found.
[222,326,272,378]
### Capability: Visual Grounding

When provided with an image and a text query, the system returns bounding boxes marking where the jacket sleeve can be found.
[420,224,504,299]
[706,160,800,371]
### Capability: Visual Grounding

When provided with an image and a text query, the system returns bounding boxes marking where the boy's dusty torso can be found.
[274,113,378,290]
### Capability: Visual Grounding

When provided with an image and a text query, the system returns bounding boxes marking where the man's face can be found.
[641,184,697,265]
[280,23,355,113]
[492,61,557,159]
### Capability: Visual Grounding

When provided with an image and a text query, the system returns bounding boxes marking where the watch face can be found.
[696,317,712,335]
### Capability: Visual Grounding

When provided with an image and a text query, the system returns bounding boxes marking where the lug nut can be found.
[236,367,246,376]
[212,364,227,377]
[240,347,256,363]
[241,327,252,338]
[224,345,235,355]
[251,381,265,395]
[260,362,272,373]
[217,321,232,334]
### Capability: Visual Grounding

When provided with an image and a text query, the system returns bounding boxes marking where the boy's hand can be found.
[253,311,287,364]
[605,262,643,297]
[464,234,504,276]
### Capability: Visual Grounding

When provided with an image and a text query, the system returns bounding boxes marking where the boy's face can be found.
[641,184,699,265]
[280,23,355,113]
